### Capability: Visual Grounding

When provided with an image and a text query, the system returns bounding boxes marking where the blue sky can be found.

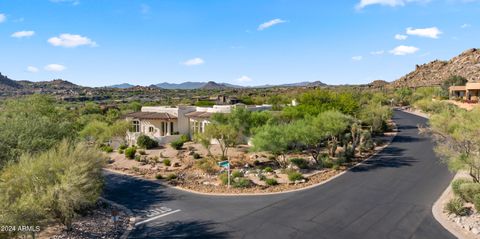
[0,0,479,87]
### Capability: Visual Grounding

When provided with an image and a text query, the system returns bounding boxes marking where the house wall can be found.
[140,106,196,135]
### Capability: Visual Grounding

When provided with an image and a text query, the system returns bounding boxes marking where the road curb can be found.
[99,197,136,239]
[104,121,398,197]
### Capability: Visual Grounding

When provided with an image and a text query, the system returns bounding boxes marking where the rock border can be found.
[99,197,136,239]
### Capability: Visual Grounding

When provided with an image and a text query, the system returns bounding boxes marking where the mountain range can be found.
[108,80,327,89]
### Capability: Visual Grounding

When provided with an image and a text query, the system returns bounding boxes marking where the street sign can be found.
[218,161,230,168]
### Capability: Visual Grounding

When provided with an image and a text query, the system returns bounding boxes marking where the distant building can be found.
[124,104,272,145]
[449,82,480,101]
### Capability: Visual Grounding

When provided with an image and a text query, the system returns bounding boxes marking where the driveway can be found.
[103,110,455,239]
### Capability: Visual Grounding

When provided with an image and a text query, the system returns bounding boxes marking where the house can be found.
[449,82,480,101]
[125,104,273,145]
[125,106,196,145]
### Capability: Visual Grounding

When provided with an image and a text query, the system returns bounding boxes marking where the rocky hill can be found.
[0,73,23,90]
[201,81,229,90]
[391,48,480,88]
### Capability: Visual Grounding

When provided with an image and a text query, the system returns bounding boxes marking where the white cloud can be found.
[356,0,429,9]
[50,0,80,5]
[258,19,287,31]
[390,45,419,55]
[44,64,66,72]
[236,75,252,83]
[395,34,408,40]
[352,56,363,61]
[461,23,471,28]
[182,58,205,66]
[0,14,6,23]
[370,50,385,55]
[27,66,39,73]
[11,30,35,38]
[406,27,442,39]
[48,34,97,48]
[140,4,150,14]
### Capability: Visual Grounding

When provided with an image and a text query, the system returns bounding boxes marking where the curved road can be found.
[103,110,455,239]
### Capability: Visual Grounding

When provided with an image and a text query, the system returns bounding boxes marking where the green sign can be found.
[218,161,230,168]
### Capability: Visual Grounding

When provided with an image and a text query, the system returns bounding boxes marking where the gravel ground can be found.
[40,200,130,239]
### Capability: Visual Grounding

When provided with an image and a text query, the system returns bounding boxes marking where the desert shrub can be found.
[195,158,218,175]
[231,170,244,178]
[290,158,309,169]
[166,173,177,180]
[119,144,128,150]
[287,171,304,182]
[119,149,124,154]
[445,197,469,216]
[170,139,184,150]
[474,194,480,212]
[332,164,340,170]
[264,167,273,173]
[163,159,171,166]
[458,183,480,203]
[136,135,158,149]
[265,178,278,186]
[135,155,141,161]
[219,172,229,185]
[138,149,146,155]
[100,145,113,153]
[258,174,267,181]
[193,153,201,159]
[180,134,190,143]
[452,178,471,197]
[233,178,251,188]
[322,157,334,168]
[125,147,136,159]
[155,174,163,179]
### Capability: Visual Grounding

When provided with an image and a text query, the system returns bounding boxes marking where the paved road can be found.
[103,110,455,239]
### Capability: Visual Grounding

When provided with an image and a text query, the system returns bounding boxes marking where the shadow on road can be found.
[129,220,231,239]
[102,171,175,212]
[350,146,416,173]
[393,135,425,143]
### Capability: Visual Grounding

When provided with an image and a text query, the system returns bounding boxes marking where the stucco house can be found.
[449,82,480,101]
[125,104,273,145]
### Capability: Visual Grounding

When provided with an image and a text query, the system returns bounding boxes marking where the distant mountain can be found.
[18,79,82,89]
[201,81,229,90]
[391,48,480,88]
[108,83,135,89]
[0,73,23,90]
[154,82,206,89]
[254,81,327,88]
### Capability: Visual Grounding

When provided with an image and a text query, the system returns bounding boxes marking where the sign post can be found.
[218,160,231,188]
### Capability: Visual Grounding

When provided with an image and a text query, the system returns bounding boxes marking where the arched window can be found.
[132,120,140,132]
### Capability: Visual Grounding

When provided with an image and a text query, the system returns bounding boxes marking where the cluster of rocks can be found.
[391,48,480,88]
[52,200,130,239]
[447,212,480,236]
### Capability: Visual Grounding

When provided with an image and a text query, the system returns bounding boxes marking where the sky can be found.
[0,0,479,87]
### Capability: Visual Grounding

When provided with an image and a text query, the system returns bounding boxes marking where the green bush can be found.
[163,159,171,166]
[155,174,163,179]
[264,167,273,173]
[233,178,251,188]
[474,194,480,212]
[125,147,136,159]
[287,171,304,182]
[219,172,229,185]
[100,145,113,153]
[166,173,177,180]
[458,183,480,203]
[231,170,244,178]
[180,134,190,143]
[136,135,158,149]
[119,149,124,154]
[445,197,469,216]
[452,178,471,197]
[119,144,128,150]
[138,149,146,155]
[195,158,218,175]
[290,158,309,169]
[135,155,141,161]
[265,178,278,186]
[322,158,334,168]
[170,139,184,150]
[193,153,201,159]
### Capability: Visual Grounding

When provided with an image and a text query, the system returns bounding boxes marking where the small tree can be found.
[194,133,212,156]
[251,124,293,167]
[137,135,158,149]
[204,124,239,160]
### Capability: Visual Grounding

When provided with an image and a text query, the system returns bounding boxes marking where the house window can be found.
[199,122,204,133]
[132,120,140,132]
[149,126,155,133]
[170,122,174,134]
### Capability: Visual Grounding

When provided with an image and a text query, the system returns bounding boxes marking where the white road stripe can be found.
[135,209,181,226]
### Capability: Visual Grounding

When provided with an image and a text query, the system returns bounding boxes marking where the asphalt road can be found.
[103,110,455,239]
